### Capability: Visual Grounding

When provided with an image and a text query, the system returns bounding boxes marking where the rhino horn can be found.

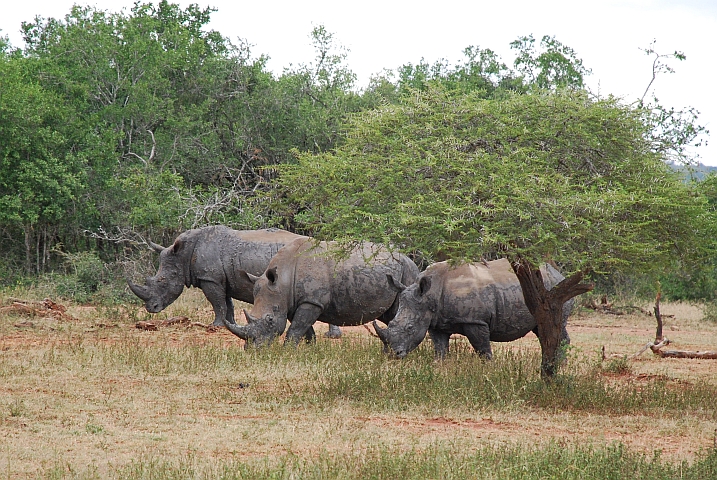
[127,279,151,301]
[243,309,261,324]
[223,320,254,341]
[386,274,407,292]
[148,240,165,253]
[238,270,260,285]
[373,320,389,346]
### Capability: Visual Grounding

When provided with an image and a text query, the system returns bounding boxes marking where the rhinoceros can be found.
[223,238,420,346]
[127,226,315,328]
[374,258,573,359]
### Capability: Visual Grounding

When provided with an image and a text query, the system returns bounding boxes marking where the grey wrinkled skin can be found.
[223,238,419,346]
[127,226,306,327]
[375,258,573,359]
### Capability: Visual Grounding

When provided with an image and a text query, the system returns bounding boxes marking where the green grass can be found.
[315,344,716,417]
[42,442,717,480]
[3,334,716,419]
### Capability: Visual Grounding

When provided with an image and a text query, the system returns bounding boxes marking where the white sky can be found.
[2,0,716,164]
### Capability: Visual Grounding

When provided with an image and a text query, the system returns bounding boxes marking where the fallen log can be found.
[602,289,716,361]
[134,317,216,331]
[162,316,190,326]
[650,347,717,359]
[135,321,158,331]
[1,298,75,321]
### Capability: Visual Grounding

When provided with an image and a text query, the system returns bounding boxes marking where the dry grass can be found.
[1,288,716,478]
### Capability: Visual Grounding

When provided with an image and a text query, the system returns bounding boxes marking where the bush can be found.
[51,251,133,304]
[702,301,717,323]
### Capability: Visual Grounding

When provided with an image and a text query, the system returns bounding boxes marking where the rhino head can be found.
[222,266,289,346]
[374,274,435,358]
[127,238,187,313]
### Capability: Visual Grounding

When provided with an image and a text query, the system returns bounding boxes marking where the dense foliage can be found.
[0,1,712,304]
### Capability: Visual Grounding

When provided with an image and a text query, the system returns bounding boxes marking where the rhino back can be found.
[189,227,304,303]
[434,259,535,342]
[223,230,305,275]
[292,242,405,326]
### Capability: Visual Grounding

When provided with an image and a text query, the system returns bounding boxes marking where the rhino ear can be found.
[171,238,184,254]
[418,276,432,297]
[386,274,406,293]
[266,266,278,285]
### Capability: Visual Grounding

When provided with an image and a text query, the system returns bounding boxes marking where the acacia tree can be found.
[269,87,710,378]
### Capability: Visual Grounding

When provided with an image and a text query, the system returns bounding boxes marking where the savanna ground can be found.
[1,287,716,479]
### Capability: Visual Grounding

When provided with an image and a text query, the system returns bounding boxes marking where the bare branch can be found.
[83,226,152,249]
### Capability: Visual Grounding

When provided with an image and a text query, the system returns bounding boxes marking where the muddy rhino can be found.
[128,226,313,327]
[374,258,572,359]
[223,238,420,345]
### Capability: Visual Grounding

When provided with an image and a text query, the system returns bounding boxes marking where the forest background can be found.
[0,0,715,308]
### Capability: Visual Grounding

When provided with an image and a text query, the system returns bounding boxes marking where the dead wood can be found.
[134,316,193,331]
[189,321,210,329]
[602,342,656,361]
[162,316,190,326]
[188,322,220,332]
[1,303,36,315]
[602,288,717,361]
[583,293,675,317]
[645,290,717,358]
[135,321,158,331]
[654,290,663,343]
[584,297,624,315]
[650,347,717,359]
[1,298,74,321]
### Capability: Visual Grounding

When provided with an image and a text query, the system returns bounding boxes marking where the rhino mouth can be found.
[373,321,404,358]
[145,301,163,313]
[374,320,419,359]
[128,279,167,313]
[222,309,287,347]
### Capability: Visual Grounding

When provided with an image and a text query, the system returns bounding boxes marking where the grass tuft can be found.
[41,442,717,480]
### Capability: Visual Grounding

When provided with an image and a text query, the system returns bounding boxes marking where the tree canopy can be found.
[272,87,711,277]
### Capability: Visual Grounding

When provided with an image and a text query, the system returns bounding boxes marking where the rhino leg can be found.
[463,323,492,359]
[284,303,322,346]
[324,324,342,339]
[200,281,229,327]
[225,296,236,325]
[560,327,570,345]
[303,326,317,344]
[428,329,450,359]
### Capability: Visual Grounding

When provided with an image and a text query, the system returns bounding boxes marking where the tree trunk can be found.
[512,257,594,380]
[23,224,34,275]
